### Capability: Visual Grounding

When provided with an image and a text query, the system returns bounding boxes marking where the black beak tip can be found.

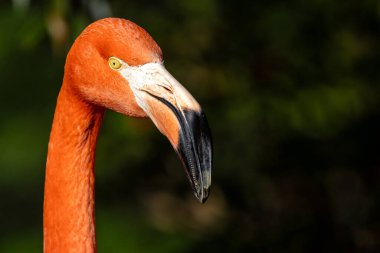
[201,187,210,203]
[145,94,213,204]
[174,109,212,204]
[194,187,210,204]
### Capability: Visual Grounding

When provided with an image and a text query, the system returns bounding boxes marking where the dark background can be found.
[0,0,379,252]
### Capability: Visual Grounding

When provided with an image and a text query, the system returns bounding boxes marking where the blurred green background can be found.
[0,0,379,252]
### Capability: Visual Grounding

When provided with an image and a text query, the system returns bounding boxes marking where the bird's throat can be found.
[44,84,104,253]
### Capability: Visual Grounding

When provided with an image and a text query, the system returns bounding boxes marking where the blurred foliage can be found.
[0,0,379,252]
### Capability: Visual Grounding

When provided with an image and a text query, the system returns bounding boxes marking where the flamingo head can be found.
[64,18,212,203]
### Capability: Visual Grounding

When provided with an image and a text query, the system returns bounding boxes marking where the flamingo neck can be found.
[44,83,104,253]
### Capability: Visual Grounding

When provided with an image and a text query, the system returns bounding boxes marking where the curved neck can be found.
[44,83,104,253]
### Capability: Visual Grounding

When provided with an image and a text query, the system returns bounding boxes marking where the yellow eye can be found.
[108,57,122,70]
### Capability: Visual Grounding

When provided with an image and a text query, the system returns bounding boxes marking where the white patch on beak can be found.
[117,61,200,114]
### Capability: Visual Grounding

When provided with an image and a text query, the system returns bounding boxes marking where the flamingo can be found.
[44,18,212,252]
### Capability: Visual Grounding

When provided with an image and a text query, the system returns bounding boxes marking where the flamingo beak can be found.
[120,63,213,203]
